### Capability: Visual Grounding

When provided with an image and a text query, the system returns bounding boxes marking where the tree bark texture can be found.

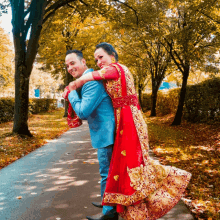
[12,0,47,135]
[150,91,157,117]
[138,84,143,108]
[13,54,31,136]
[150,77,160,117]
[172,65,190,125]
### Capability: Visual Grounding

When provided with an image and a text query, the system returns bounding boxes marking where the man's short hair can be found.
[66,50,83,60]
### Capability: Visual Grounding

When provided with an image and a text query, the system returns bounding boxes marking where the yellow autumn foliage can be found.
[0,26,14,89]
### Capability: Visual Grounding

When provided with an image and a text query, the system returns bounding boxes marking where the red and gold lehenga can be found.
[92,63,191,220]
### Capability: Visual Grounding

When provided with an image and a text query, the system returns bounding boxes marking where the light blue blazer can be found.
[68,69,115,149]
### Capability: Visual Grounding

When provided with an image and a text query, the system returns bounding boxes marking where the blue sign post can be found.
[34,89,40,98]
[159,82,170,90]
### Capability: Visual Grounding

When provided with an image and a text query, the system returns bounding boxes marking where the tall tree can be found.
[38,8,115,115]
[114,32,150,107]
[117,28,171,114]
[2,0,110,136]
[0,0,128,136]
[159,0,220,125]
[110,0,220,124]
[144,41,171,116]
[38,8,88,116]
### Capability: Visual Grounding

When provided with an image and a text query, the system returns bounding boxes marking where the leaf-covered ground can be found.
[145,111,220,220]
[0,108,69,169]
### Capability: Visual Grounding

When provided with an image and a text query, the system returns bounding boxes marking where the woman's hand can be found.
[68,73,95,91]
[62,87,70,99]
[68,81,78,91]
[68,79,83,91]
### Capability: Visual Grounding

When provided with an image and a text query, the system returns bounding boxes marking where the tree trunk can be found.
[172,66,189,125]
[150,89,157,116]
[13,53,32,136]
[150,78,163,116]
[64,101,69,118]
[138,84,143,107]
[150,77,157,116]
[12,0,46,136]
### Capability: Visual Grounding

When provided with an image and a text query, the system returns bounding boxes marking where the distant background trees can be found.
[0,0,219,135]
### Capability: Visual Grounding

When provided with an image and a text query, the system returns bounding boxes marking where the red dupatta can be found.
[64,86,82,128]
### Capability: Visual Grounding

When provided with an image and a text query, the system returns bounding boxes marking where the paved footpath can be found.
[0,122,194,220]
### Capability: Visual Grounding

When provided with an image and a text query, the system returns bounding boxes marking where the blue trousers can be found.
[97,145,116,215]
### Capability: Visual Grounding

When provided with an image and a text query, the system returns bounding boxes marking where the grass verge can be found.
[0,108,69,169]
[145,111,220,220]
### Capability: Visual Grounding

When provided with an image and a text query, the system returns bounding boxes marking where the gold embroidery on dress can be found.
[116,109,121,132]
[105,64,122,99]
[120,64,136,96]
[104,63,123,132]
[103,167,191,206]
[120,130,123,135]
[127,162,170,192]
[99,68,107,79]
[121,150,126,156]
[114,175,119,181]
[130,105,149,161]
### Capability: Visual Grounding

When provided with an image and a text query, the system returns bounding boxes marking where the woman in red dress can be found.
[68,43,191,220]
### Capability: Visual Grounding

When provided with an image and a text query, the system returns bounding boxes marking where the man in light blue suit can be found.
[63,50,117,220]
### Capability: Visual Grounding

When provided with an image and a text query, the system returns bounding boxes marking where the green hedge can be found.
[0,98,15,123]
[0,98,57,123]
[184,77,220,123]
[29,98,57,114]
[142,89,180,115]
[142,77,220,123]
[156,89,180,116]
[142,93,151,111]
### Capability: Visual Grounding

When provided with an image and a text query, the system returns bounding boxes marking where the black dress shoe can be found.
[92,202,103,208]
[86,212,118,220]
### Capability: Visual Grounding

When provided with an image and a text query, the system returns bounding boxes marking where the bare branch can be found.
[190,0,219,23]
[43,0,77,24]
[78,0,89,7]
[165,40,184,74]
[113,0,139,26]
[67,3,75,9]
[23,1,37,38]
[200,11,220,24]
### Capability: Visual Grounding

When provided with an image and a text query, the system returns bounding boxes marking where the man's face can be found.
[65,53,86,78]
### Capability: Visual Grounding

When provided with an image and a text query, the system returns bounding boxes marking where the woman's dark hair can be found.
[95,42,118,61]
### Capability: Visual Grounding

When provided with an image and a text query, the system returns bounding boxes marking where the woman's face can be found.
[94,48,114,69]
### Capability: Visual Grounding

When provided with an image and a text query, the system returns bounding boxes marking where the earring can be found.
[111,57,116,63]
